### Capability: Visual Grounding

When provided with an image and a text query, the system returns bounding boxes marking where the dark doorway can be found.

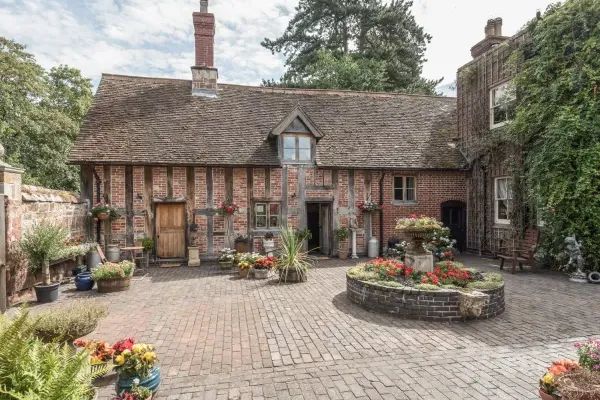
[441,201,467,252]
[306,202,331,255]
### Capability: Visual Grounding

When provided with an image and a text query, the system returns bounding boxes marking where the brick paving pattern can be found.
[23,255,600,399]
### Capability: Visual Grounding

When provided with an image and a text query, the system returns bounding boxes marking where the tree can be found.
[0,37,92,191]
[262,0,441,94]
[509,0,600,270]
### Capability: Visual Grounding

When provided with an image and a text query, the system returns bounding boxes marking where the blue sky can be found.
[1,0,557,96]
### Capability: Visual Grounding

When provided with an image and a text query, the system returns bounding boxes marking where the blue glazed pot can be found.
[74,272,95,291]
[116,367,161,395]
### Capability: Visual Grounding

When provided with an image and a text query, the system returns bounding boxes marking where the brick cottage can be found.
[69,1,467,261]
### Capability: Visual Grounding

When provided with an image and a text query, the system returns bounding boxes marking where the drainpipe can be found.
[378,170,386,255]
[92,168,102,244]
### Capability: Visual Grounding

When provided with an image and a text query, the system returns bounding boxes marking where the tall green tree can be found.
[262,0,440,94]
[510,0,600,270]
[0,38,92,191]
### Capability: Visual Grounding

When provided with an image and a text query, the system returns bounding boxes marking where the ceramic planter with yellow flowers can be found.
[113,339,161,395]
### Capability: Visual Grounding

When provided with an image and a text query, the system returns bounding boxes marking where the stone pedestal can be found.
[188,247,201,267]
[405,251,434,273]
[350,229,359,259]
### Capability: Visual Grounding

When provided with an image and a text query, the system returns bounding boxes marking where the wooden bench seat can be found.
[496,228,540,274]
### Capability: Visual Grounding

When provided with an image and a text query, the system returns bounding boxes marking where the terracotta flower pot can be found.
[97,213,109,221]
[539,388,559,400]
[239,268,250,278]
[339,248,349,260]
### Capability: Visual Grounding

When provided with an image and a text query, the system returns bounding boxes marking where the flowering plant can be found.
[358,200,380,212]
[90,203,119,222]
[539,359,580,397]
[113,338,136,355]
[235,234,249,243]
[254,256,276,270]
[395,215,442,231]
[216,199,239,215]
[432,261,472,287]
[361,259,414,281]
[420,272,440,285]
[236,252,261,269]
[74,339,115,365]
[115,380,153,400]
[575,339,600,372]
[218,248,236,262]
[92,261,135,280]
[113,342,158,379]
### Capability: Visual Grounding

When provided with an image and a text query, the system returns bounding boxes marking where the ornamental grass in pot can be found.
[92,261,135,293]
[274,227,314,283]
[19,221,68,303]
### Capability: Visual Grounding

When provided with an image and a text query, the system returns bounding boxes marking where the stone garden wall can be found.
[346,275,505,322]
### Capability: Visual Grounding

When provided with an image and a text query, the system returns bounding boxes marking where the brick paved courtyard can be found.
[24,255,600,399]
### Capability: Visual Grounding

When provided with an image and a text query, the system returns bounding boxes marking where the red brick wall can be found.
[94,164,466,257]
[111,166,126,246]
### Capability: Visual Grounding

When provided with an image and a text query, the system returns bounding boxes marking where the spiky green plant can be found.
[274,227,315,283]
[0,308,105,400]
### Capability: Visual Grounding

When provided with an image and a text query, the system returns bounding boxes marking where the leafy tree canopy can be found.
[0,37,92,191]
[262,0,441,94]
[510,0,600,269]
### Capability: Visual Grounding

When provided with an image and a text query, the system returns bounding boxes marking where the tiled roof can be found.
[70,74,464,170]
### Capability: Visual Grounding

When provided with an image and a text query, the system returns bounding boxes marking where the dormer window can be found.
[268,106,324,165]
[283,135,312,161]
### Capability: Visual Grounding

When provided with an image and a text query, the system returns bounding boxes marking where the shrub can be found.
[347,267,379,282]
[20,222,68,285]
[34,300,108,343]
[377,281,405,288]
[0,308,105,400]
[140,238,154,252]
[483,272,504,282]
[92,261,135,280]
[466,281,503,290]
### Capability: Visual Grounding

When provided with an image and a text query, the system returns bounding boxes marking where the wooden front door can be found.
[156,203,186,259]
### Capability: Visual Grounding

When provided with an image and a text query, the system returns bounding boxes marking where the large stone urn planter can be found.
[97,277,132,293]
[401,227,435,273]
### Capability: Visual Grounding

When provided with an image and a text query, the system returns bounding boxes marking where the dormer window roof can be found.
[268,105,324,140]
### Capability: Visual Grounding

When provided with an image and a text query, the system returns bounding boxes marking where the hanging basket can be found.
[97,213,110,221]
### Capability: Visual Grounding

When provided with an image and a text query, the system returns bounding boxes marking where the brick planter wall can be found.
[346,274,505,322]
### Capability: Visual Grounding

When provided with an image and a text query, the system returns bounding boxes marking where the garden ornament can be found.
[565,235,587,283]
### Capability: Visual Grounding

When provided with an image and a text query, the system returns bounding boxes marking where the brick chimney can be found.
[191,0,218,97]
[470,17,509,59]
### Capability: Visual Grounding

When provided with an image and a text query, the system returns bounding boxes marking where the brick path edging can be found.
[346,274,505,322]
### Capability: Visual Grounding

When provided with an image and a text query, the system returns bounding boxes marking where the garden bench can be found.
[496,228,540,274]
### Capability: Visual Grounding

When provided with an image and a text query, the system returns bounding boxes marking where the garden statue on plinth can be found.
[396,215,441,273]
[349,214,359,259]
[565,235,587,283]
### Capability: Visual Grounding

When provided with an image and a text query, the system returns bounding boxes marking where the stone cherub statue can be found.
[565,235,587,282]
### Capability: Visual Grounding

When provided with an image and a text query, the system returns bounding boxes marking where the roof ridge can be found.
[100,73,456,100]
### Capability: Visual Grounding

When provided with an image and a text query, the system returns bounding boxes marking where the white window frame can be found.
[254,202,281,229]
[490,82,516,129]
[393,176,417,204]
[282,134,312,162]
[494,177,512,225]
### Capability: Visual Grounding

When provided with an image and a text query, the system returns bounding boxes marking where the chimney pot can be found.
[200,0,208,13]
[192,2,218,97]
[485,19,496,37]
[494,17,503,36]
[471,17,508,59]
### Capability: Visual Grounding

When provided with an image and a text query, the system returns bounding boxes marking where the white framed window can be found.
[282,135,312,162]
[495,177,513,224]
[393,176,416,202]
[255,202,281,229]
[490,82,516,128]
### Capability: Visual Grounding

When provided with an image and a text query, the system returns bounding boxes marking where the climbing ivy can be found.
[510,0,600,270]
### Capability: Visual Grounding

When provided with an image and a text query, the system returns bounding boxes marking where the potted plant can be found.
[74,339,115,377]
[396,214,442,255]
[19,222,68,303]
[254,256,276,279]
[215,199,239,215]
[218,248,236,270]
[237,252,260,278]
[274,227,314,283]
[92,261,135,293]
[140,237,154,269]
[90,203,119,222]
[263,232,275,255]
[358,200,380,213]
[234,234,250,254]
[74,271,95,291]
[113,339,161,395]
[334,227,350,260]
[116,382,154,400]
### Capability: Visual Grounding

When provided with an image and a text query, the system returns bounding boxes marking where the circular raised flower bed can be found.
[346,274,505,321]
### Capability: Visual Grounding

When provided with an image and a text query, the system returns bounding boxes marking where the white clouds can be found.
[0,0,557,90]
